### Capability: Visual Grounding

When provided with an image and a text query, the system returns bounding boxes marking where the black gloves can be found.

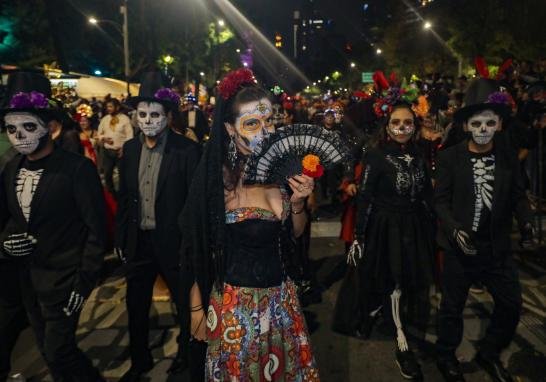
[2,233,37,258]
[520,223,535,250]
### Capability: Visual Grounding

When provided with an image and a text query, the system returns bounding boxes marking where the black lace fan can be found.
[243,124,350,185]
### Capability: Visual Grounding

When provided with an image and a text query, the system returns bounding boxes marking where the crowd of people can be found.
[0,57,545,382]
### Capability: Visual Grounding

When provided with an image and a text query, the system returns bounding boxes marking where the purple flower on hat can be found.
[154,88,180,107]
[487,91,510,105]
[9,91,49,109]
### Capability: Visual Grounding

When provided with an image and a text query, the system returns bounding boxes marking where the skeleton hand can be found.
[347,240,364,266]
[520,223,535,250]
[2,233,37,257]
[453,229,477,256]
[63,291,86,317]
[114,247,127,264]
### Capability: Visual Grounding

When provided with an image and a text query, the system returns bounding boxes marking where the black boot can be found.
[475,352,514,382]
[119,357,154,382]
[395,349,423,380]
[436,357,466,382]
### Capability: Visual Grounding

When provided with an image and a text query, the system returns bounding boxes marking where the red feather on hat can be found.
[475,56,490,78]
[496,58,513,80]
[373,71,390,92]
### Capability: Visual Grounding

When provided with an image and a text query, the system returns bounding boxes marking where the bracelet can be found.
[191,305,203,312]
[291,205,305,215]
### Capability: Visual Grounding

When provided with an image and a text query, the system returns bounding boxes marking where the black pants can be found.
[19,268,102,382]
[436,251,522,360]
[102,148,119,197]
[125,230,184,368]
[0,260,28,380]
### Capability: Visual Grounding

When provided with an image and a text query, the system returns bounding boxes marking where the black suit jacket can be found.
[434,138,532,255]
[115,130,201,268]
[181,108,209,142]
[0,148,107,304]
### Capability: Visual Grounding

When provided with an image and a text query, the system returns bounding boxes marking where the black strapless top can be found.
[224,208,284,288]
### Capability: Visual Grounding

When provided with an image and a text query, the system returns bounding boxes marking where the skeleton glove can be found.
[347,239,364,266]
[114,247,127,264]
[453,229,477,256]
[63,290,86,317]
[2,233,37,257]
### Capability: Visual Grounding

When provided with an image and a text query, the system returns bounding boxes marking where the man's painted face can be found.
[4,112,48,155]
[466,110,500,145]
[232,98,274,154]
[136,101,167,137]
[387,108,415,144]
[272,103,284,127]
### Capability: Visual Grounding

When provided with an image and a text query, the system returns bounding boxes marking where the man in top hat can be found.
[434,78,535,382]
[0,72,107,381]
[115,72,201,381]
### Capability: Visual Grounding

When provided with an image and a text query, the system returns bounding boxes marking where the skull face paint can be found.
[233,98,274,154]
[387,107,415,144]
[136,101,167,137]
[333,105,344,124]
[4,112,49,155]
[466,110,500,145]
[272,103,284,127]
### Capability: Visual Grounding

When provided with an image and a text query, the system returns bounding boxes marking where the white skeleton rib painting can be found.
[471,155,495,232]
[15,168,44,222]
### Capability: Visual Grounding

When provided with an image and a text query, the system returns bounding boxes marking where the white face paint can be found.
[467,110,500,145]
[387,108,415,144]
[4,113,48,155]
[136,101,167,137]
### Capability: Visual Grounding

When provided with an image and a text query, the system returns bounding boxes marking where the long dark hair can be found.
[222,85,273,191]
[371,103,420,149]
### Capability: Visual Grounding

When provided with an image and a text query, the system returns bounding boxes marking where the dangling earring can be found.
[228,135,238,169]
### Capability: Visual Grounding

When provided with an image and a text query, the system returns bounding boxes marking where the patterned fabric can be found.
[225,187,291,224]
[206,280,320,382]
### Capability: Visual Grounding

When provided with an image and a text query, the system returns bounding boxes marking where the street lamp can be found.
[218,19,225,27]
[236,48,241,53]
[200,71,205,77]
[350,62,356,68]
[87,1,130,95]
[376,48,383,55]
[424,21,432,29]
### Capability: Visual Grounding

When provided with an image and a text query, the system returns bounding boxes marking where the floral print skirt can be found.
[205,280,320,382]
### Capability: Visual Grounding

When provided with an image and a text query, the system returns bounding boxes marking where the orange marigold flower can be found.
[302,154,320,172]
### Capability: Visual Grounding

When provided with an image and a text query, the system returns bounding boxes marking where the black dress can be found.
[333,140,435,336]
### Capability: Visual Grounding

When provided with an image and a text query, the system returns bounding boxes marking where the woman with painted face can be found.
[179,69,320,381]
[434,78,534,382]
[332,83,435,380]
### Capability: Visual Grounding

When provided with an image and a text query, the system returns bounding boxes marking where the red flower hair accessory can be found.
[218,68,256,100]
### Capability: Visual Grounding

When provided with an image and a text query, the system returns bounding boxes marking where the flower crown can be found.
[372,71,419,118]
[74,104,93,121]
[153,88,181,107]
[218,68,256,100]
[9,91,55,109]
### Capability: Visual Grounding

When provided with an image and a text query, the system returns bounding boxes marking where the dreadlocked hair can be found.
[222,85,273,191]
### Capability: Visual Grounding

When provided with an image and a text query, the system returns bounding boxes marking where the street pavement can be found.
[9,221,546,381]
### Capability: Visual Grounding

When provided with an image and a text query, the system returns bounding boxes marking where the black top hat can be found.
[454,78,510,122]
[0,72,64,120]
[126,72,180,111]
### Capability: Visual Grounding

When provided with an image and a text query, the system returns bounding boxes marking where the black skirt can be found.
[332,205,435,336]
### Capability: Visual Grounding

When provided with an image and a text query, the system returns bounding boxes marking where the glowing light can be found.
[218,19,225,27]
[163,55,174,64]
[424,21,432,29]
[94,69,102,76]
[350,62,356,68]
[236,48,241,53]
[199,72,205,77]
[88,17,98,25]
[376,48,382,55]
